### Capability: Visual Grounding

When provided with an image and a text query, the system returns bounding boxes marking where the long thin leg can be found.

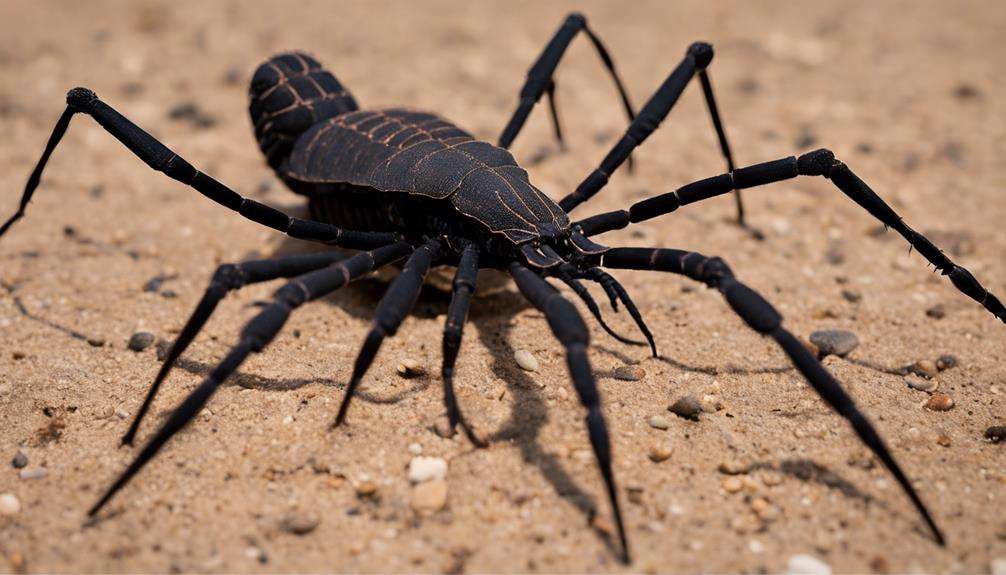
[1,88,394,249]
[509,262,630,564]
[121,250,352,446]
[498,13,635,160]
[577,149,1006,323]
[601,247,946,545]
[88,241,413,517]
[554,264,645,348]
[334,238,444,426]
[559,42,736,214]
[440,244,486,446]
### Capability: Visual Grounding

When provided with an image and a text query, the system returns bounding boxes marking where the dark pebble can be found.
[841,290,862,303]
[668,395,703,421]
[809,329,859,357]
[11,451,28,469]
[87,337,106,347]
[926,304,946,319]
[984,426,1006,444]
[128,332,156,352]
[954,83,980,100]
[161,290,178,299]
[936,355,958,371]
[12,351,25,360]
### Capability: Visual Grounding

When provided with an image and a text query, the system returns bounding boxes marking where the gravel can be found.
[910,359,938,379]
[612,365,645,381]
[408,456,447,483]
[668,395,703,421]
[279,510,320,535]
[19,467,48,480]
[905,374,939,393]
[396,358,425,378]
[514,349,538,372]
[647,445,672,462]
[411,478,448,512]
[809,330,859,357]
[0,493,21,515]
[984,426,1006,444]
[647,415,670,430]
[11,451,28,469]
[127,331,156,352]
[924,392,955,411]
[786,554,832,575]
[936,354,958,371]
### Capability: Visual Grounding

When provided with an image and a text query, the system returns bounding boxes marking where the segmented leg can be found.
[510,262,630,564]
[576,149,1006,323]
[440,244,485,446]
[334,238,444,426]
[88,241,413,517]
[121,251,353,446]
[498,12,635,159]
[1,88,394,249]
[558,42,741,220]
[554,264,645,348]
[602,247,945,545]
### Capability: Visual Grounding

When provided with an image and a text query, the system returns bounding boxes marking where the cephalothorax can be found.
[5,13,1002,563]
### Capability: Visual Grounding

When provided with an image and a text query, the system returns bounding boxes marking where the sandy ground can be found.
[1,0,1005,572]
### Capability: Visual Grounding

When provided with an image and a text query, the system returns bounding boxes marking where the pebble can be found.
[12,350,25,360]
[127,331,155,352]
[647,445,672,462]
[408,456,447,483]
[19,467,47,480]
[926,304,946,319]
[396,358,425,378]
[647,415,670,430]
[11,451,28,469]
[786,554,832,575]
[411,478,448,512]
[936,434,951,447]
[841,289,862,303]
[809,330,859,357]
[279,510,320,535]
[355,481,378,498]
[668,395,703,421]
[984,426,1006,444]
[514,349,538,372]
[718,460,753,475]
[612,365,645,381]
[936,354,958,371]
[722,477,743,493]
[924,392,955,412]
[910,360,938,379]
[904,374,938,393]
[408,443,423,455]
[991,557,1006,575]
[0,493,21,515]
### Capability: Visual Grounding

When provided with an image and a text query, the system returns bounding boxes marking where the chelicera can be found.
[5,13,1001,563]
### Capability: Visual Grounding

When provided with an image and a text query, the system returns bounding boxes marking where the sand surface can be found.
[1,1,1005,572]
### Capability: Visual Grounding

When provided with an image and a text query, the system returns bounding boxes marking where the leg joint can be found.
[797,148,837,177]
[688,42,714,68]
[66,87,97,111]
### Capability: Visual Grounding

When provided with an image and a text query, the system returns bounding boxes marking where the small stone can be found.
[718,460,753,475]
[786,554,832,575]
[936,355,958,371]
[411,478,448,512]
[408,443,423,455]
[991,557,1006,575]
[127,331,155,351]
[668,395,703,421]
[910,360,939,379]
[87,337,106,347]
[926,304,946,319]
[924,392,955,412]
[355,481,378,498]
[700,394,724,412]
[591,514,615,537]
[12,351,25,360]
[647,445,672,462]
[984,426,1006,444]
[612,365,645,381]
[936,434,951,447]
[809,330,859,357]
[802,339,820,358]
[19,467,47,480]
[841,289,862,303]
[514,349,538,372]
[396,358,425,378]
[722,477,743,493]
[279,510,320,535]
[0,493,21,515]
[408,456,447,483]
[11,451,28,469]
[905,374,938,393]
[647,415,670,430]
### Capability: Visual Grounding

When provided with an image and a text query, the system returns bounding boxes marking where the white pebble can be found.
[408,443,423,455]
[905,374,938,393]
[408,456,447,483]
[514,349,539,372]
[0,493,21,515]
[748,539,764,554]
[786,554,832,575]
[19,467,48,480]
[648,415,670,430]
[991,558,1006,575]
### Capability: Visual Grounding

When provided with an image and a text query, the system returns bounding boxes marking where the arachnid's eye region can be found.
[7,9,1003,568]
